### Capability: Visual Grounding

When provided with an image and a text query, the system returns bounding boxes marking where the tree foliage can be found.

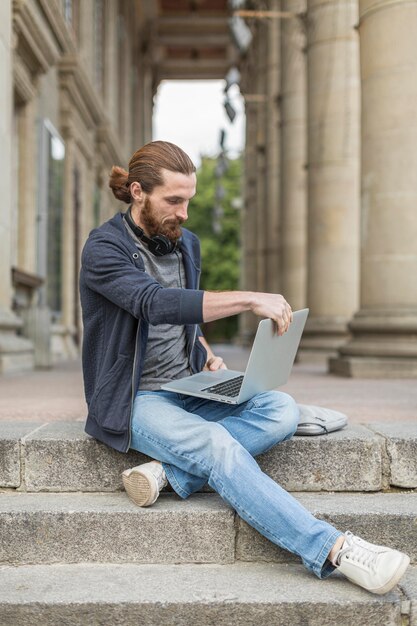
[186,156,242,341]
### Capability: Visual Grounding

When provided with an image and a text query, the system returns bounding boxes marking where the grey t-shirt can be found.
[123,218,191,390]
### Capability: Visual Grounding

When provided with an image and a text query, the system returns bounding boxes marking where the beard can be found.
[141,196,184,243]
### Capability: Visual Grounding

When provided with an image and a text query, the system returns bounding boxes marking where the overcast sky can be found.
[152,80,245,167]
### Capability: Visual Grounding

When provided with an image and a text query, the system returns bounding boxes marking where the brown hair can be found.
[108,140,196,204]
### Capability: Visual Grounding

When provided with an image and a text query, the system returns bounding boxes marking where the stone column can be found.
[16,98,37,272]
[239,29,260,342]
[302,0,360,357]
[142,59,154,145]
[240,15,281,339]
[265,0,281,295]
[330,0,417,377]
[78,0,94,87]
[280,0,308,310]
[255,22,268,294]
[239,97,259,342]
[104,0,118,129]
[59,133,78,360]
[0,0,33,373]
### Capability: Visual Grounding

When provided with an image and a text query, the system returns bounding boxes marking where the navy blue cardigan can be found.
[79,212,207,453]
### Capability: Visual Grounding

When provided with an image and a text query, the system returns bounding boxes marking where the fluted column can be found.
[142,59,154,145]
[0,0,33,372]
[16,99,38,272]
[239,29,263,343]
[280,1,307,310]
[239,97,259,342]
[302,0,360,357]
[0,0,13,315]
[265,0,281,295]
[330,0,417,377]
[61,134,77,355]
[255,22,268,294]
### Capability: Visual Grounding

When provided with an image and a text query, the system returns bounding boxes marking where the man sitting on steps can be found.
[79,140,410,596]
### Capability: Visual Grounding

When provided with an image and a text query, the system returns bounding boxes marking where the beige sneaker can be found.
[122,461,168,507]
[335,531,410,594]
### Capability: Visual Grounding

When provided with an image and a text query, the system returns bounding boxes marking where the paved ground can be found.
[0,345,415,423]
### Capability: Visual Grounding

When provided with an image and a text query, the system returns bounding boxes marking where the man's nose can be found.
[176,202,188,221]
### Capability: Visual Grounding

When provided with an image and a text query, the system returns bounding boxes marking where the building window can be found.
[62,0,72,25]
[37,120,65,320]
[62,0,80,42]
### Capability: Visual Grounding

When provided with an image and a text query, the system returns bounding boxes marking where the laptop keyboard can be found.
[201,375,244,398]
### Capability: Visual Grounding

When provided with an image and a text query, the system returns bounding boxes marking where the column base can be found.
[298,316,350,362]
[330,309,417,378]
[51,323,79,364]
[0,308,34,374]
[329,356,417,378]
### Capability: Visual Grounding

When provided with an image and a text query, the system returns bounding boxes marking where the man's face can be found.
[139,169,197,243]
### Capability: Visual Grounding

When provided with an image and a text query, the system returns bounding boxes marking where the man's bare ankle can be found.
[328,535,345,563]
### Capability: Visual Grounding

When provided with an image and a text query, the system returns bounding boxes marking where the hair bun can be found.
[109,166,131,203]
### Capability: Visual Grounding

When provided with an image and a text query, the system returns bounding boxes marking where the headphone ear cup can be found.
[147,235,176,257]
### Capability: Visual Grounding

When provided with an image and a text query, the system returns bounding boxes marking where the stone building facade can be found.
[1,0,416,378]
[1,0,154,372]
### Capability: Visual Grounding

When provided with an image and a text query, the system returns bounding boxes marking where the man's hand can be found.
[203,355,228,371]
[198,336,228,371]
[251,293,293,336]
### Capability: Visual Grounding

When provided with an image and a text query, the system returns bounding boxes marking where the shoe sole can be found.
[369,554,410,595]
[122,470,154,507]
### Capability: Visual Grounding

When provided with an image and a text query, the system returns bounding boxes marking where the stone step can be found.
[1,492,416,566]
[236,491,417,565]
[0,562,413,626]
[2,421,416,493]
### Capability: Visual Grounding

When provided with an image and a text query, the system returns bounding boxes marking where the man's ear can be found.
[130,181,144,202]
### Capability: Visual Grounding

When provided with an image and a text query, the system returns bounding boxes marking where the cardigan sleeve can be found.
[80,234,204,326]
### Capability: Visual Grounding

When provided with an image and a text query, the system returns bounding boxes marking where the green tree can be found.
[186,155,242,341]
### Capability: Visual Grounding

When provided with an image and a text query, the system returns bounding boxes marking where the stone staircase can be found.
[0,420,416,625]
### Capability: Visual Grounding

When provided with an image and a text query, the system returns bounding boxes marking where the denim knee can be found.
[279,393,300,440]
[251,390,299,442]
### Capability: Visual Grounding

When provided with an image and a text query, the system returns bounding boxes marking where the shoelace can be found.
[336,532,378,572]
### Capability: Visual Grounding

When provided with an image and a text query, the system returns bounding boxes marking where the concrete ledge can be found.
[257,425,384,492]
[329,356,417,378]
[22,422,148,491]
[0,423,43,488]
[1,492,416,567]
[0,562,404,626]
[0,493,235,565]
[1,421,387,493]
[236,492,417,564]
[368,423,417,488]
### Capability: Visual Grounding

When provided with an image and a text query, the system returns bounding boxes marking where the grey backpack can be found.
[295,404,348,436]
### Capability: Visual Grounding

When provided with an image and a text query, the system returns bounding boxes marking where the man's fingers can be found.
[275,318,286,336]
[207,356,225,371]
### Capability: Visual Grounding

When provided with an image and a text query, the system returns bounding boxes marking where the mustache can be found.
[164,216,185,225]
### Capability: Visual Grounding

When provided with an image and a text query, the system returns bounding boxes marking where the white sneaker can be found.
[122,461,168,507]
[334,531,410,594]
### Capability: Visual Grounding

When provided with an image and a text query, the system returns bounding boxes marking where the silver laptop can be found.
[161,308,309,404]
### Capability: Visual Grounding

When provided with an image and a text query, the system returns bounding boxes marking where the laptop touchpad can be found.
[191,374,223,385]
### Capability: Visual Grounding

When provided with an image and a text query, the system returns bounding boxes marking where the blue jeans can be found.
[130,389,342,578]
